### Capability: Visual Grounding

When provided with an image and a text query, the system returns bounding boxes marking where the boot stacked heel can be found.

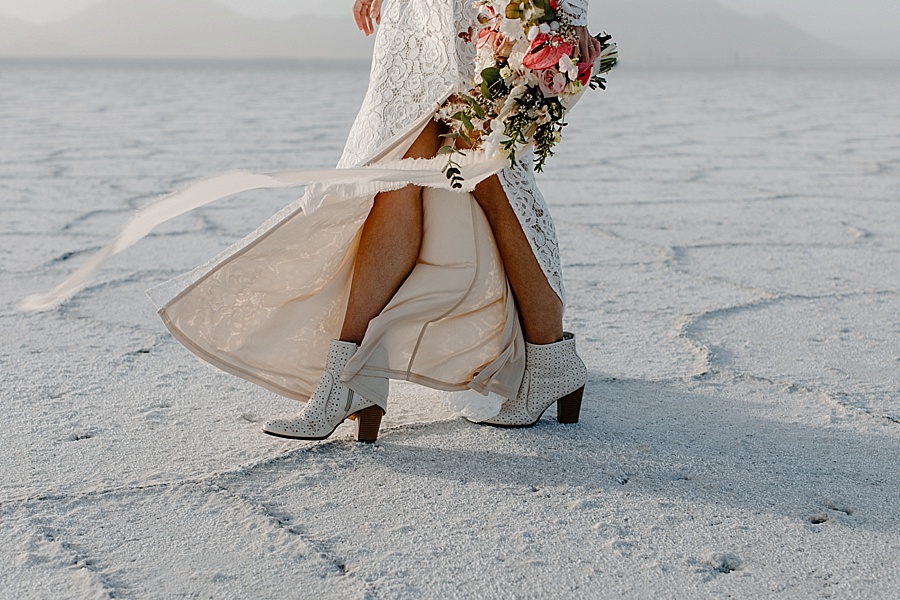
[556,385,584,424]
[353,405,384,443]
[262,340,388,441]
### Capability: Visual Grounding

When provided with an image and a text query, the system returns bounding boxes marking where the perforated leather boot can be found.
[479,332,587,427]
[263,340,386,442]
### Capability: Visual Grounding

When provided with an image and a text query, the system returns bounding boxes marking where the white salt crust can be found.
[1,62,899,598]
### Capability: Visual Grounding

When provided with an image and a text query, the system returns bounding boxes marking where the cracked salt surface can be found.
[2,60,900,598]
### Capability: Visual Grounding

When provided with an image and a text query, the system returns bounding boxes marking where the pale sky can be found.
[2,0,899,58]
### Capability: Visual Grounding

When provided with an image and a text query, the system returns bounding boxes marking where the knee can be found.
[404,119,447,160]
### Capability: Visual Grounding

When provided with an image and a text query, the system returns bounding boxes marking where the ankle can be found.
[522,320,563,346]
[338,333,364,345]
[524,331,564,346]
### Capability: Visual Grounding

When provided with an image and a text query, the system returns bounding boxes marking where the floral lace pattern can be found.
[338,0,478,168]
[338,0,566,303]
[561,0,590,26]
[498,150,566,304]
[151,0,569,312]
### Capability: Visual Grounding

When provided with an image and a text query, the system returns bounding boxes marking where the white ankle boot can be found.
[263,340,387,442]
[478,332,587,427]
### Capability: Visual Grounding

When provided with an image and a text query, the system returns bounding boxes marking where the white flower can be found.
[560,81,586,109]
[532,104,552,125]
[512,84,528,99]
[505,70,525,88]
[499,16,525,40]
[498,88,524,120]
[488,0,508,15]
[500,65,513,80]
[539,23,551,34]
[550,21,560,31]
[527,26,540,41]
[558,53,578,80]
[508,46,526,71]
[474,51,495,75]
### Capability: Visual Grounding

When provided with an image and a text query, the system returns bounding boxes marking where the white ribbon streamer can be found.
[19,153,507,313]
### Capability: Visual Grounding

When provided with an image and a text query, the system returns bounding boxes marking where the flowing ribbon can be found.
[19,153,507,313]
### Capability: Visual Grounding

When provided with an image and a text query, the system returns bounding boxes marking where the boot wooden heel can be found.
[354,405,384,442]
[556,386,584,424]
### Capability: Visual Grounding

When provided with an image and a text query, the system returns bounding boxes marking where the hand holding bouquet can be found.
[439,0,617,188]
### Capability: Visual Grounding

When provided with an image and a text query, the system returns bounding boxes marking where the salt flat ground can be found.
[1,60,898,598]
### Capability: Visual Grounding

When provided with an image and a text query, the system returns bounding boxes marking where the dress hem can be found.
[160,310,517,404]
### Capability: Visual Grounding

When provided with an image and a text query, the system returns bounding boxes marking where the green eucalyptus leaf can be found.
[480,79,493,101]
[481,66,502,88]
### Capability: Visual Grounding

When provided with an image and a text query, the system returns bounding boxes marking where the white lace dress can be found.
[149,0,590,419]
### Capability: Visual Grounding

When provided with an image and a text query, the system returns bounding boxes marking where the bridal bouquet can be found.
[438,0,618,188]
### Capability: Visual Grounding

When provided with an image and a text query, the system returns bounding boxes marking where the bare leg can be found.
[339,119,445,344]
[473,175,564,345]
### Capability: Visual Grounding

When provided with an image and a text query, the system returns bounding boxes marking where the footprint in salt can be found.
[822,498,855,517]
[65,430,98,442]
[140,401,175,425]
[808,496,857,525]
[693,552,743,579]
[706,552,743,575]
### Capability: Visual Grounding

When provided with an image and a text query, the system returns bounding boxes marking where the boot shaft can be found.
[524,332,581,372]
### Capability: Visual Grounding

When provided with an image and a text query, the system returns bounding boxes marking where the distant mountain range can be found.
[0,0,855,65]
[0,0,374,60]
[0,14,38,48]
[595,0,854,66]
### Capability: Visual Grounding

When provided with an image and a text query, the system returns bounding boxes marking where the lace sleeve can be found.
[560,0,589,26]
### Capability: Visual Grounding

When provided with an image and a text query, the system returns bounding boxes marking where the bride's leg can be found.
[472,175,585,428]
[472,175,564,345]
[263,120,446,441]
[339,119,445,344]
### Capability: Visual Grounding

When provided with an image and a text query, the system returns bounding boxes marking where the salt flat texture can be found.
[1,60,899,598]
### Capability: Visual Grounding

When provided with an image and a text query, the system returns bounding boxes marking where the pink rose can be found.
[536,68,567,97]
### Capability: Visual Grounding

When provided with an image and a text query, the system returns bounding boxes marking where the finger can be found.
[360,3,371,36]
[372,0,384,25]
[590,38,602,63]
[578,28,590,61]
[352,2,366,33]
[353,2,372,35]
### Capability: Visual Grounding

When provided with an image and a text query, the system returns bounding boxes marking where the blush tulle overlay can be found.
[21,0,589,421]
